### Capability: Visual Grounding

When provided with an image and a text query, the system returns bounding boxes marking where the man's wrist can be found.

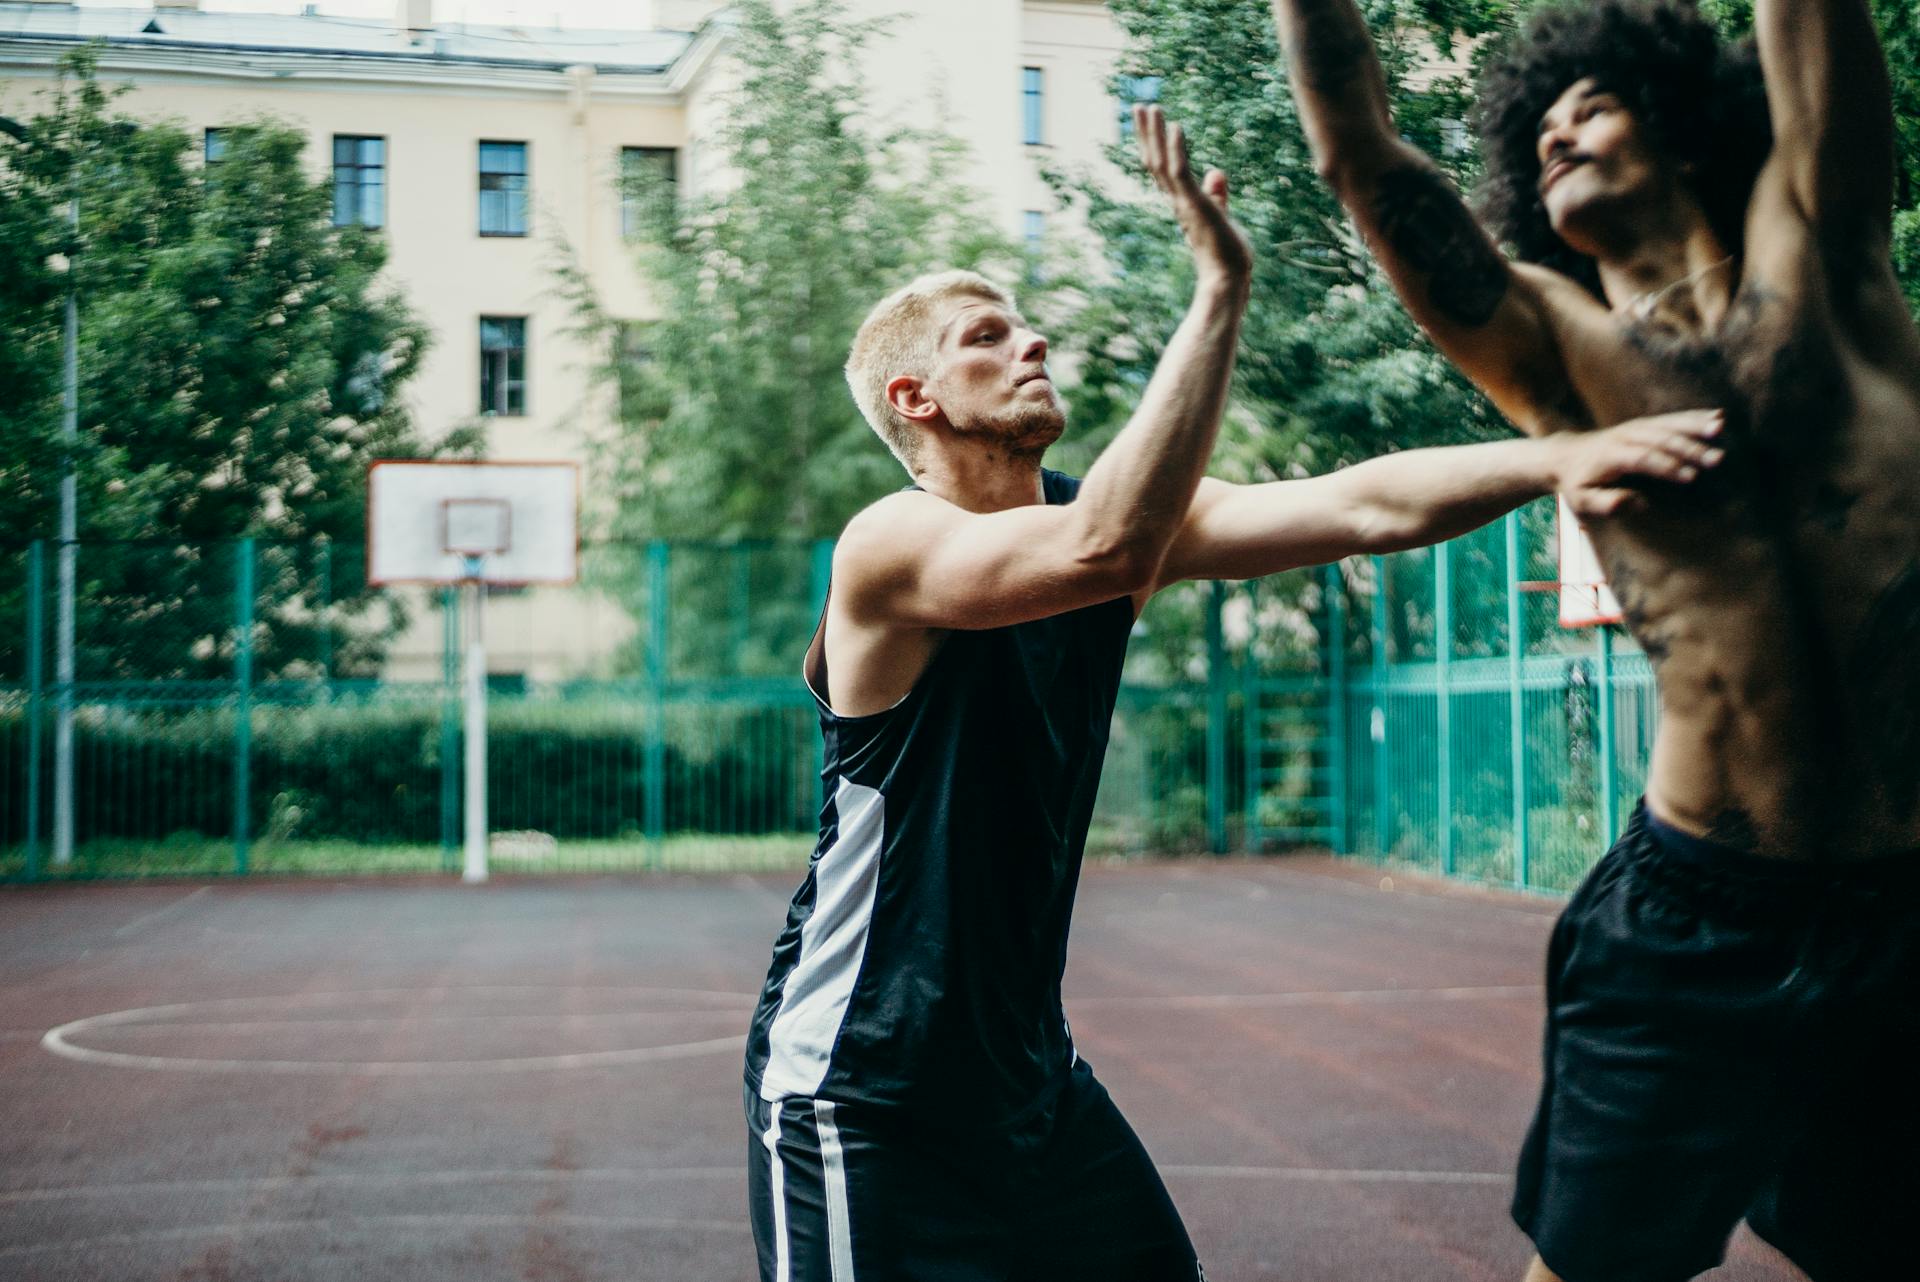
[1194,266,1251,307]
[1536,433,1576,495]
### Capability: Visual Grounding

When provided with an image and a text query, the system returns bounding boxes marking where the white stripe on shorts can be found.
[762,1108,790,1282]
[814,1100,856,1281]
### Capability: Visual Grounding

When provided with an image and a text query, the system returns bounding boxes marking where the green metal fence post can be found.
[1436,538,1454,876]
[233,538,255,875]
[1325,564,1348,855]
[24,542,45,882]
[1371,556,1391,858]
[644,540,670,867]
[1598,622,1618,840]
[318,538,334,689]
[1205,579,1228,854]
[810,539,834,812]
[1241,579,1261,852]
[440,586,459,870]
[1506,514,1530,888]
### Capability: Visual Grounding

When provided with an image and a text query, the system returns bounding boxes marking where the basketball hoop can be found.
[368,461,581,884]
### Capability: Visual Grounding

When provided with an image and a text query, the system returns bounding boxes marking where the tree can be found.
[0,52,460,683]
[560,0,1020,543]
[1045,0,1505,497]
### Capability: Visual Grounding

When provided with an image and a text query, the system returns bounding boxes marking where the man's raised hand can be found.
[1134,104,1252,289]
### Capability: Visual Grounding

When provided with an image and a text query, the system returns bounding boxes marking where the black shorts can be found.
[745,1059,1201,1282]
[1513,803,1920,1282]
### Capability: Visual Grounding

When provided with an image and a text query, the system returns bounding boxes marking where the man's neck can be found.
[1597,225,1736,333]
[911,443,1047,514]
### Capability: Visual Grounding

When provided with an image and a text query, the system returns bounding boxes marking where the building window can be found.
[1022,67,1045,145]
[480,317,527,416]
[478,141,529,237]
[332,135,386,229]
[1023,211,1046,283]
[204,128,229,163]
[615,319,656,369]
[619,146,677,240]
[1117,75,1162,139]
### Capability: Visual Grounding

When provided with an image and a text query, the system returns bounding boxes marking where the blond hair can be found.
[845,270,1016,469]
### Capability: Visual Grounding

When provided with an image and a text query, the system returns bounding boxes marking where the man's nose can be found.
[1538,121,1574,167]
[1017,330,1048,364]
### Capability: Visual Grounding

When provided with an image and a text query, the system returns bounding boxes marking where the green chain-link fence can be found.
[1,503,1654,889]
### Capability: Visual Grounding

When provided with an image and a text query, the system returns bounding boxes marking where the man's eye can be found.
[975,332,999,344]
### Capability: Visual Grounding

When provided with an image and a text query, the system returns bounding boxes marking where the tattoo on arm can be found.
[1370,167,1510,328]
[1288,0,1376,95]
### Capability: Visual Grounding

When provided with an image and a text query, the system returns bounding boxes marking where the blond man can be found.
[742,107,1722,1282]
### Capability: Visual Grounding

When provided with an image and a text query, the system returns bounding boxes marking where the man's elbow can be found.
[1075,538,1163,598]
[1349,501,1420,556]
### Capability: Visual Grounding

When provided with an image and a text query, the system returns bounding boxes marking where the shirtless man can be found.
[742,105,1723,1282]
[1273,0,1920,1277]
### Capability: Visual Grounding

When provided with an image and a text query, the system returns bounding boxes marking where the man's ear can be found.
[886,375,941,424]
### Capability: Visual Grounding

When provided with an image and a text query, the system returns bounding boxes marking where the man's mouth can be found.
[1014,370,1051,389]
[1540,155,1587,194]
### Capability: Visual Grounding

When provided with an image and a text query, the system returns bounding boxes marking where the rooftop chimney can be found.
[396,0,432,38]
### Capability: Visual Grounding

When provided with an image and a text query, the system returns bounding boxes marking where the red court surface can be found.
[0,858,1803,1281]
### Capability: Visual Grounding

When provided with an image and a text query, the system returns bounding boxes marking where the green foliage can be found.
[561,0,1020,541]
[0,699,818,849]
[1048,0,1503,495]
[0,52,460,681]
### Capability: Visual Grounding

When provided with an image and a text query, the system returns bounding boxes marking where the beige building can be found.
[0,0,1146,675]
[0,0,1141,463]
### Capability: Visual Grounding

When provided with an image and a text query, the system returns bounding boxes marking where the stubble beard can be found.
[958,395,1068,459]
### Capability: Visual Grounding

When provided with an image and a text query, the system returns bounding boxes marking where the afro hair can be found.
[1472,0,1773,296]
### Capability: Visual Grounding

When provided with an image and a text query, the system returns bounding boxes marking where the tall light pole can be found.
[2,114,78,866]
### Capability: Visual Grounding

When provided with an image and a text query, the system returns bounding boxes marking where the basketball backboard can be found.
[368,461,579,586]
[1557,495,1624,629]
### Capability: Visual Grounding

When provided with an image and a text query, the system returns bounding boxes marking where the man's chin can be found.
[962,403,1068,453]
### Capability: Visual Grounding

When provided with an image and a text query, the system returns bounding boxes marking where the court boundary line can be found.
[0,1163,1511,1209]
[0,1213,748,1259]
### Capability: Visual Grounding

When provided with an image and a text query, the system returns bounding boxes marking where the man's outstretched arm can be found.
[1154,411,1724,586]
[837,106,1252,633]
[1273,0,1570,431]
[1753,0,1893,241]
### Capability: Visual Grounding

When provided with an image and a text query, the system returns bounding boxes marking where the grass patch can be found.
[0,833,815,881]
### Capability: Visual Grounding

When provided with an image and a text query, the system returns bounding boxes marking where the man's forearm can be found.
[1274,0,1398,179]
[1074,276,1249,570]
[1340,437,1562,554]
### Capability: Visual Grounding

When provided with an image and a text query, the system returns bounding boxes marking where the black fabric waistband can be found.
[1624,802,1920,921]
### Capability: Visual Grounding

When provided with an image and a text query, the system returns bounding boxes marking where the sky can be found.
[70,1,663,28]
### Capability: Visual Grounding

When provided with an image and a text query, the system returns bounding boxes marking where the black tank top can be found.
[743,471,1134,1126]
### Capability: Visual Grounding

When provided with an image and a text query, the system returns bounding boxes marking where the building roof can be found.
[0,4,694,74]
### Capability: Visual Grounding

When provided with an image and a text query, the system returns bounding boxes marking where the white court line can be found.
[1163,1166,1505,1185]
[0,1164,1508,1212]
[42,1017,746,1075]
[40,988,755,1074]
[0,1213,745,1259]
[111,886,212,938]
[83,1010,748,1036]
[0,1168,740,1205]
[1069,985,1540,1011]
